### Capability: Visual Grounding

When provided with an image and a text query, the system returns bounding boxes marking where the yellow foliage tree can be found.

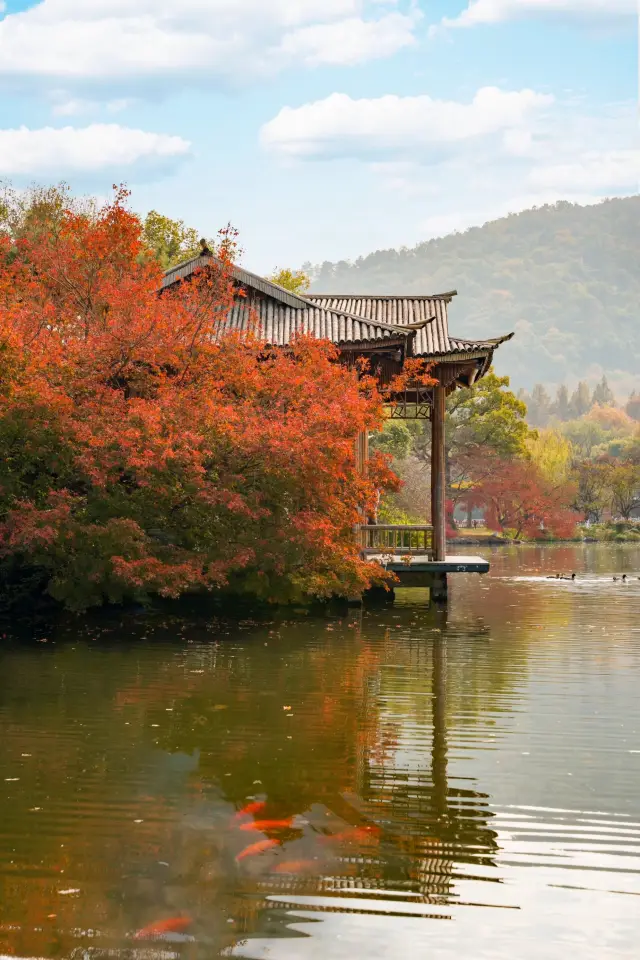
[526,428,573,485]
[270,267,311,294]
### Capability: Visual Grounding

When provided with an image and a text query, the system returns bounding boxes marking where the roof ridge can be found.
[305,291,458,301]
[162,254,311,309]
[162,256,412,336]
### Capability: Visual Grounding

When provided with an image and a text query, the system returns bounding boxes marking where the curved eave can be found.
[416,332,515,361]
[416,333,514,384]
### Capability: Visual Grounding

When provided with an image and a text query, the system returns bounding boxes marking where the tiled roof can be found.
[161,258,513,356]
[223,301,411,346]
[305,294,455,350]
[307,294,513,359]
[162,255,410,346]
[162,254,311,311]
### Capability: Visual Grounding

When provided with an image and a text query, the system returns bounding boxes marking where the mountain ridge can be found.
[304,197,640,398]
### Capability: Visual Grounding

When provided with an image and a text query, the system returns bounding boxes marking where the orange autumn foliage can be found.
[0,188,396,610]
[472,459,578,540]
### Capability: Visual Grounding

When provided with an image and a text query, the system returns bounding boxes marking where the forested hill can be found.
[305,198,639,396]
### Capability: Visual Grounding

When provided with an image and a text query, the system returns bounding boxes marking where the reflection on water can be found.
[1,544,639,960]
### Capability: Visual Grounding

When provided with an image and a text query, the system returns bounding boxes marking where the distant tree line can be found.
[517,376,636,427]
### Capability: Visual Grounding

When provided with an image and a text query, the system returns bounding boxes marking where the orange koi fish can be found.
[239,819,293,832]
[322,825,381,845]
[273,860,316,874]
[236,838,280,861]
[232,800,267,822]
[134,916,192,940]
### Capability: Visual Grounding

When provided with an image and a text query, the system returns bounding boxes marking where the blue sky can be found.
[0,0,637,273]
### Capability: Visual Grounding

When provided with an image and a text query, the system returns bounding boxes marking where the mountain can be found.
[305,198,640,398]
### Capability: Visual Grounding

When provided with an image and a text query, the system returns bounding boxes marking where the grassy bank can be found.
[451,522,640,544]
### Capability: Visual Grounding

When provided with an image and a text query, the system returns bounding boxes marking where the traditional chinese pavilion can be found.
[162,253,513,600]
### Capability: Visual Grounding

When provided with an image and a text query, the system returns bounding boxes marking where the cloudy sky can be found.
[0,0,636,272]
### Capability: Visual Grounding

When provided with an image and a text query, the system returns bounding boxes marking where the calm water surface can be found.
[1,544,640,959]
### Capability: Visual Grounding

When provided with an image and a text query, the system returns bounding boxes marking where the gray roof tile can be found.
[162,259,513,356]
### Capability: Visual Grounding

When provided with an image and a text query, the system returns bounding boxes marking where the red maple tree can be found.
[471,460,577,540]
[0,188,397,610]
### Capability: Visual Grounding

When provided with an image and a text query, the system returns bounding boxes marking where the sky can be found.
[0,0,637,273]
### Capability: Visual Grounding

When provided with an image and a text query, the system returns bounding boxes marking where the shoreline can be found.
[449,535,639,546]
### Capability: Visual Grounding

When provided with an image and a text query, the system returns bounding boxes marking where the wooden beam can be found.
[431,383,447,562]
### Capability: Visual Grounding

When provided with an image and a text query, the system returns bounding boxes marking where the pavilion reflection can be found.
[351,611,499,904]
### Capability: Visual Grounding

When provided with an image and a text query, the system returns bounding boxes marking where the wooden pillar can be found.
[355,430,369,477]
[431,384,447,562]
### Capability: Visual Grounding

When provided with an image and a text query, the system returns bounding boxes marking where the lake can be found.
[1,544,639,959]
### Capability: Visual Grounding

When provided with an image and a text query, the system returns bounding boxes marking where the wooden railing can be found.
[356,524,434,556]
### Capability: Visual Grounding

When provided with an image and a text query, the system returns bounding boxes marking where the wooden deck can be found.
[366,553,489,583]
[355,525,489,601]
[361,553,489,603]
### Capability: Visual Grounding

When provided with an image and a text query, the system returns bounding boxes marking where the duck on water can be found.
[545,574,637,583]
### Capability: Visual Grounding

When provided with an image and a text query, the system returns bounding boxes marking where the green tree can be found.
[562,419,607,458]
[1,183,99,262]
[410,371,532,513]
[553,384,571,421]
[528,383,552,427]
[592,375,615,408]
[141,210,206,269]
[569,381,593,418]
[625,392,640,422]
[370,420,414,461]
[572,461,609,523]
[270,268,311,295]
[445,372,531,459]
[607,462,640,520]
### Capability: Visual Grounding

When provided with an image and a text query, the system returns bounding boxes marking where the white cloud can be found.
[276,12,419,66]
[260,87,553,161]
[51,99,91,117]
[443,0,636,28]
[0,124,191,180]
[0,0,418,94]
[330,98,637,254]
[530,150,640,192]
[50,96,136,117]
